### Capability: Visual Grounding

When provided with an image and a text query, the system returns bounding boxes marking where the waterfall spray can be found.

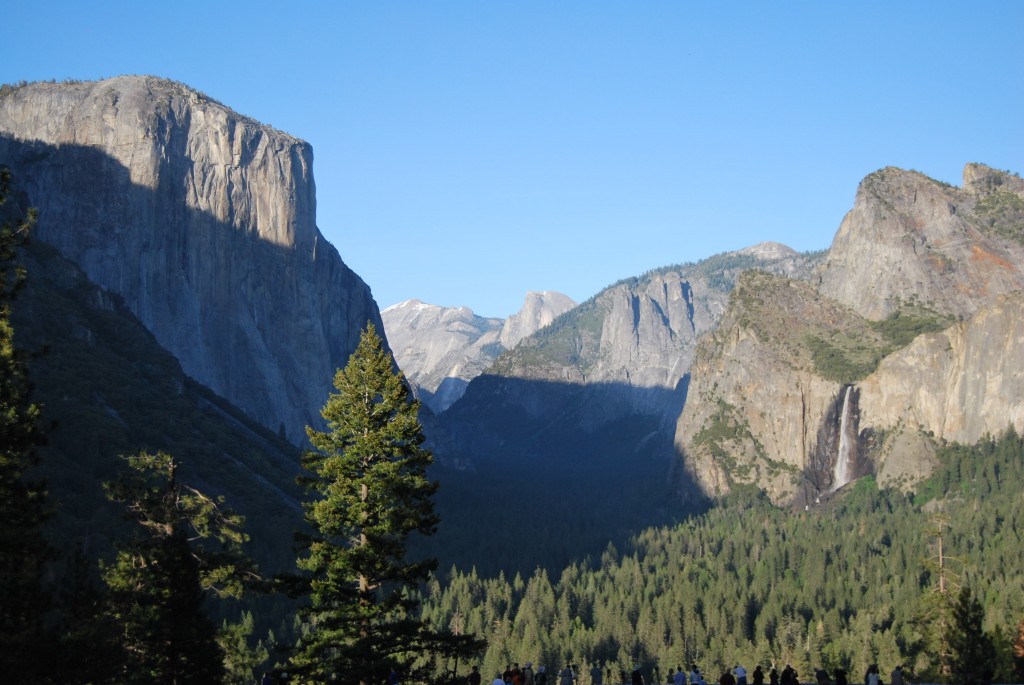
[832,386,854,491]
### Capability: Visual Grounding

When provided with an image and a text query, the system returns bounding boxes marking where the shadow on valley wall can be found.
[420,373,709,578]
[3,135,705,581]
[0,134,381,445]
[10,236,305,585]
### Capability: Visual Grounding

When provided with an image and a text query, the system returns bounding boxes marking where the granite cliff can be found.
[859,291,1024,482]
[0,76,382,441]
[487,244,821,397]
[9,234,303,575]
[382,300,504,414]
[676,164,1024,504]
[818,164,1024,320]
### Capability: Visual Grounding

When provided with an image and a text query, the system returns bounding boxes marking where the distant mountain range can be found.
[381,291,576,413]
[3,76,1022,576]
[393,165,1024,571]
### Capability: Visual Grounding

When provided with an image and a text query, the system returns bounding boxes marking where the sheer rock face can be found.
[590,272,704,390]
[677,165,1024,504]
[674,272,853,503]
[490,245,820,392]
[484,272,711,398]
[858,291,1024,447]
[0,76,382,442]
[817,165,1024,320]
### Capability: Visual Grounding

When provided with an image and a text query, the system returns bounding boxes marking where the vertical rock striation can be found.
[858,291,1024,448]
[0,76,382,442]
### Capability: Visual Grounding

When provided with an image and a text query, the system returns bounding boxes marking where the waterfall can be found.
[832,385,854,491]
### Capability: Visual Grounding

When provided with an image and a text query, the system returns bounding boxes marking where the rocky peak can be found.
[381,291,575,413]
[817,164,1024,321]
[499,290,577,349]
[738,241,799,261]
[0,76,382,442]
[381,299,504,413]
[963,162,1024,196]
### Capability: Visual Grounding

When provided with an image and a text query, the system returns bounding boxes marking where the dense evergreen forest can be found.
[420,431,1024,684]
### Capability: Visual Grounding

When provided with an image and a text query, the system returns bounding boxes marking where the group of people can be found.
[468,663,907,685]
[669,663,906,685]
[470,662,549,685]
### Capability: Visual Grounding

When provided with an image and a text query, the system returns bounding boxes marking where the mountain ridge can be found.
[382,291,576,413]
[817,164,1024,320]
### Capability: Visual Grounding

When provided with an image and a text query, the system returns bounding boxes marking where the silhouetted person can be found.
[561,664,577,685]
[864,665,880,685]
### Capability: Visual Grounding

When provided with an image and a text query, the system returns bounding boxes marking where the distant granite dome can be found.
[499,291,577,349]
[738,241,800,260]
[0,76,383,441]
[381,291,576,413]
[382,299,504,413]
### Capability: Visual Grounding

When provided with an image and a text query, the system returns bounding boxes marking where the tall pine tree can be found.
[291,324,481,684]
[0,167,53,680]
[102,450,259,684]
[946,586,996,685]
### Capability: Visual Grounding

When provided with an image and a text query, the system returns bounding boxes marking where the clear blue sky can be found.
[6,2,1023,318]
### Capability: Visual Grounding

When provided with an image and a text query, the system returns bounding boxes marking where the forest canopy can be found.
[420,430,1024,684]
